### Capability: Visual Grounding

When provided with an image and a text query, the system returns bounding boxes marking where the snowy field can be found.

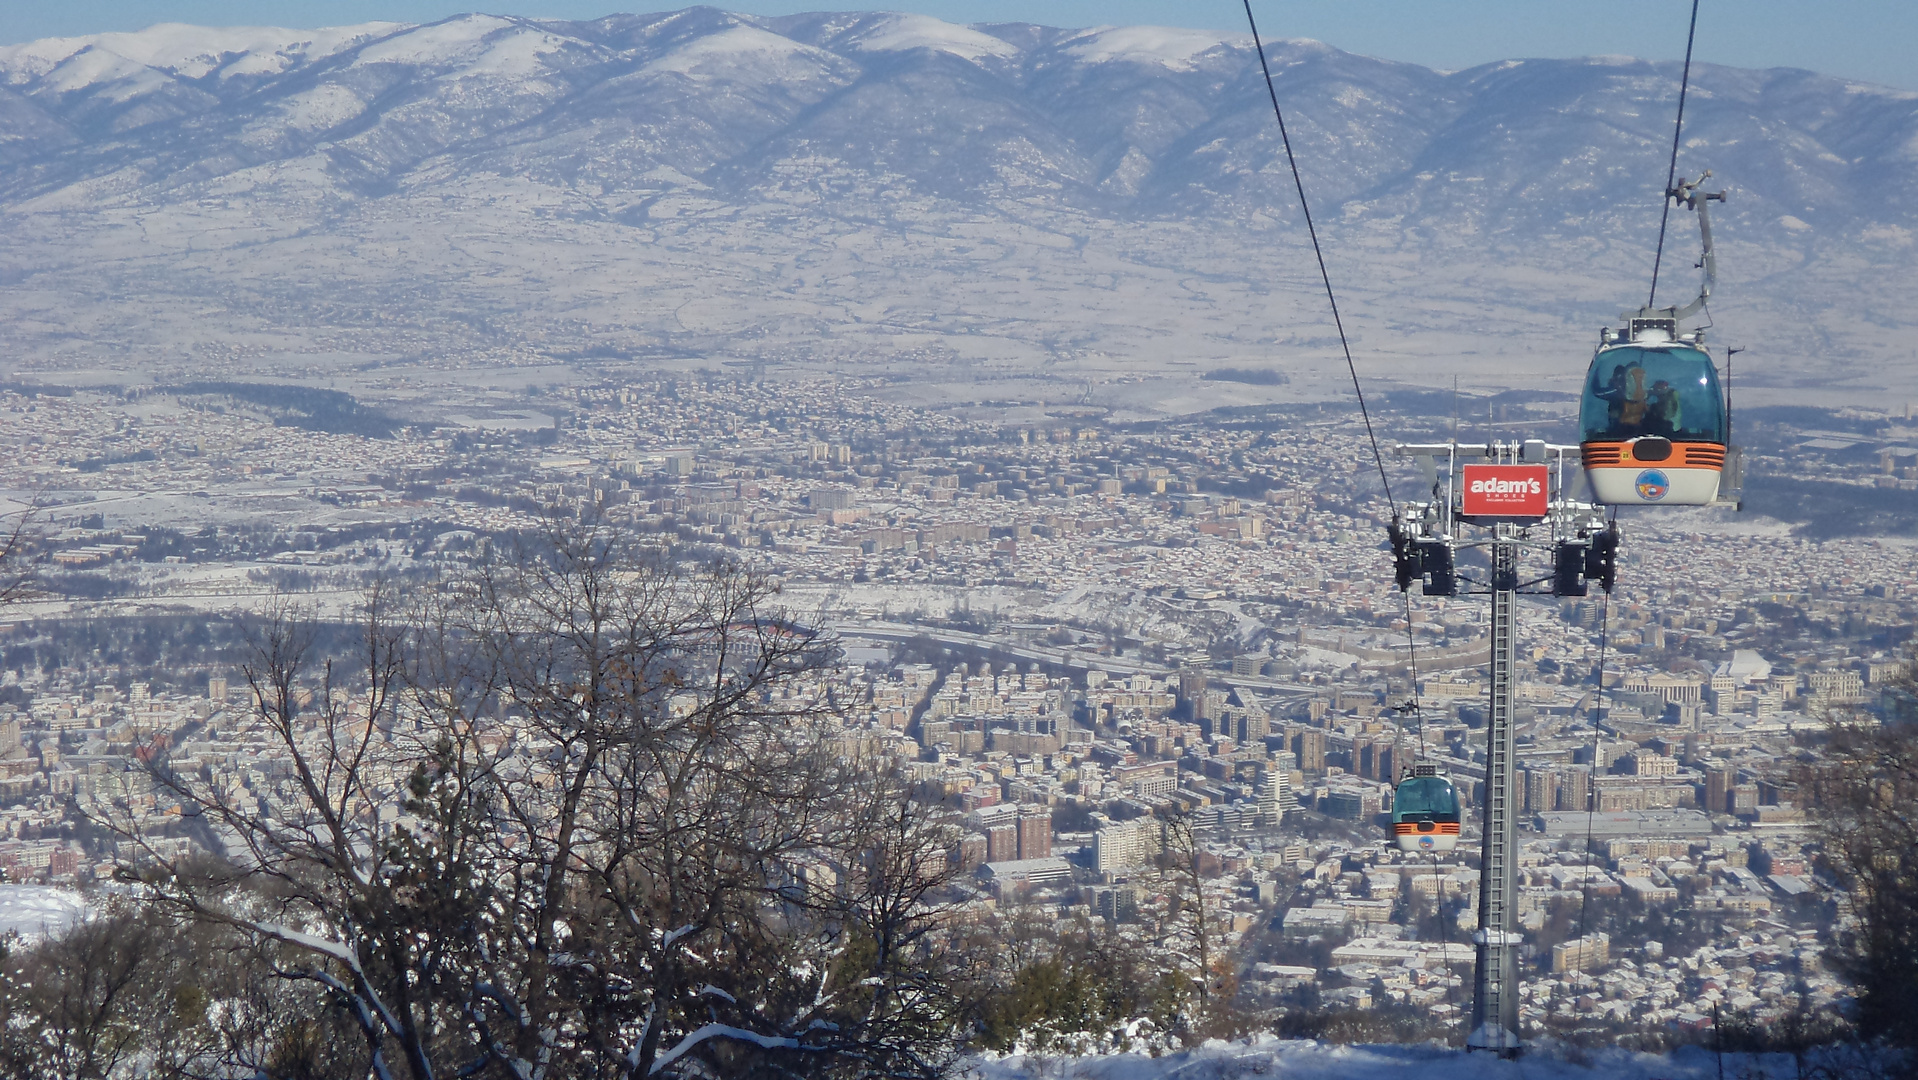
[0,885,88,942]
[972,1038,1832,1080]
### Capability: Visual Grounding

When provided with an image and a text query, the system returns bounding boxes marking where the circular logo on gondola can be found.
[1419,835,1435,849]
[1634,469,1670,502]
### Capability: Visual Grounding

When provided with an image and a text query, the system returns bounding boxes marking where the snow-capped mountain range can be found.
[1,9,1914,405]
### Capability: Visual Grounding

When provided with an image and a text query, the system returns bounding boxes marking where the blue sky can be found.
[3,1,1913,90]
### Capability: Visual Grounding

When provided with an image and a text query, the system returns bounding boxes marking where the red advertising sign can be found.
[1460,464,1549,519]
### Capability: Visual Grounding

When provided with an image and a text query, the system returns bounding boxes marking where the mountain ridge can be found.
[0,9,1913,406]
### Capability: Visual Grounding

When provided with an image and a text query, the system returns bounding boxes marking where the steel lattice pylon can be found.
[1467,525,1522,1054]
[1388,440,1617,1058]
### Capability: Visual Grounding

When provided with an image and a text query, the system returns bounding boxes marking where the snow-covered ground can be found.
[973,1037,1814,1080]
[0,885,88,942]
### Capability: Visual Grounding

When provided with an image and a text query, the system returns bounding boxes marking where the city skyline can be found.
[0,366,1901,1060]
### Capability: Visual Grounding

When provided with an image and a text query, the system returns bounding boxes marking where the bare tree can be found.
[98,581,493,1080]
[1154,811,1213,1016]
[789,757,972,1075]
[0,901,313,1080]
[94,520,969,1079]
[1810,702,1918,1050]
[0,907,175,1080]
[446,521,964,1077]
[436,524,846,1074]
[0,499,43,608]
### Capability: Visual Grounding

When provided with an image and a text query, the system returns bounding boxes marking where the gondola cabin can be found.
[1579,320,1728,506]
[1391,766,1461,853]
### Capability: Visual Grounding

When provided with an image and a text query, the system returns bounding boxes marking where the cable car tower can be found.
[1232,0,1717,1051]
[1389,442,1617,1055]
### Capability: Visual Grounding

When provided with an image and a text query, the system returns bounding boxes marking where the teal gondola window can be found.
[1581,346,1726,444]
[1393,776,1460,819]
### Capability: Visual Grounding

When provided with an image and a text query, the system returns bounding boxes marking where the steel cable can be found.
[1647,0,1704,309]
[1240,0,1395,519]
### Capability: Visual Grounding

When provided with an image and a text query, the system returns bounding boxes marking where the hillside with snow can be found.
[0,9,1914,406]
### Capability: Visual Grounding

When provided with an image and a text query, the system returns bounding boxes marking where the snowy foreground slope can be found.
[973,1038,1812,1080]
[0,9,1915,403]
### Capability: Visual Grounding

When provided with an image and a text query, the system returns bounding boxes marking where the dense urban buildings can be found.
[0,373,1910,1037]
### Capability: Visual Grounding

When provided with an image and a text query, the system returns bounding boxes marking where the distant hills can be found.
[1,9,1914,406]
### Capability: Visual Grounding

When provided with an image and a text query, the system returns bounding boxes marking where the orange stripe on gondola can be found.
[1582,441,1724,470]
[1394,822,1461,835]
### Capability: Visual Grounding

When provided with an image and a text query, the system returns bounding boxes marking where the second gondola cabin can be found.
[1391,764,1461,853]
[1579,319,1728,506]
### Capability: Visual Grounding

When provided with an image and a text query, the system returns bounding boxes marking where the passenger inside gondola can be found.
[1594,360,1649,431]
[1649,379,1681,437]
[1581,347,1725,444]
